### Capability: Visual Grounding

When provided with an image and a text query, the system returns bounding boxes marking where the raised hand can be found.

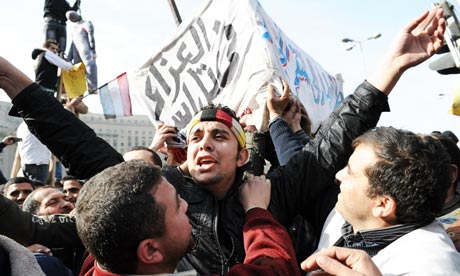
[368,7,446,96]
[239,174,271,212]
[389,7,445,71]
[267,79,291,121]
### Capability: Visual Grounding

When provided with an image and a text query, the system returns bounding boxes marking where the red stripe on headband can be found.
[216,109,233,128]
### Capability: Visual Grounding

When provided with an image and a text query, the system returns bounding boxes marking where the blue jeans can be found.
[44,19,67,53]
[55,161,63,182]
[23,164,49,186]
[35,254,73,276]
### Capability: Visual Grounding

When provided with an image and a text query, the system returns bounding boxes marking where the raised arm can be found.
[0,56,123,179]
[0,194,80,248]
[268,6,446,233]
[228,174,300,276]
[44,51,73,70]
[0,56,32,98]
[368,7,445,95]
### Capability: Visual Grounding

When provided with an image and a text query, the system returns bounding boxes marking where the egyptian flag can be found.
[99,73,132,119]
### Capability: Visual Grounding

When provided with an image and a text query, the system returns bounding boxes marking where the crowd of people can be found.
[0,3,459,276]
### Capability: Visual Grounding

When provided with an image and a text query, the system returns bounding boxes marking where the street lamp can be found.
[342,33,382,77]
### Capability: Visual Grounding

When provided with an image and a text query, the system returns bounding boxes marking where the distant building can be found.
[0,101,22,180]
[80,113,155,154]
[0,101,155,180]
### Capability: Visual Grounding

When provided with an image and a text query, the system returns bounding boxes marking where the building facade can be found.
[0,101,155,182]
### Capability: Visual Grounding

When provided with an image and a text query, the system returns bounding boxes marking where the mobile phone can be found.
[10,138,22,143]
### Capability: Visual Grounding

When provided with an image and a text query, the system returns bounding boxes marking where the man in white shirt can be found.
[31,39,73,96]
[309,127,460,276]
[16,122,51,186]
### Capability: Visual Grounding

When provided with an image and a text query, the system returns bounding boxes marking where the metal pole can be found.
[168,0,182,26]
[357,42,367,78]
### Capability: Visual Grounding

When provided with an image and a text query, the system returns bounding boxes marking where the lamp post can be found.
[342,33,381,78]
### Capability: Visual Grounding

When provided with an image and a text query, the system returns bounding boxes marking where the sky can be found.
[1,0,460,138]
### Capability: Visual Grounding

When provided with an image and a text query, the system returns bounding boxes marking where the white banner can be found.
[129,0,343,132]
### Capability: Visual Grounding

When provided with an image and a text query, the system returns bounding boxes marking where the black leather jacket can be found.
[12,81,389,275]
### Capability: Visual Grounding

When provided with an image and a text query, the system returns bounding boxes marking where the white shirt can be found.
[16,122,51,165]
[317,208,460,276]
[44,50,73,70]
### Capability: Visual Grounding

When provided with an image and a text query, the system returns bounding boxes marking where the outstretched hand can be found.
[301,247,383,276]
[390,7,445,71]
[2,136,19,145]
[368,7,446,96]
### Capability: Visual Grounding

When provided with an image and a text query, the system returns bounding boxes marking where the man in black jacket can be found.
[0,6,446,275]
[32,39,73,96]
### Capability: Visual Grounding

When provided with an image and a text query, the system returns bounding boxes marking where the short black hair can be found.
[43,39,58,49]
[76,160,165,273]
[442,130,459,144]
[436,134,460,190]
[127,146,163,167]
[61,175,85,186]
[354,127,451,225]
[4,177,34,193]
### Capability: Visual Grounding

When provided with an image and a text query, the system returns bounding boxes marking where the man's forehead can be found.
[190,121,231,133]
[37,188,62,199]
[7,182,33,191]
[63,181,81,188]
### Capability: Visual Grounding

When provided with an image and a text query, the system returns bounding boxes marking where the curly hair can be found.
[435,133,460,190]
[76,160,164,273]
[353,127,451,225]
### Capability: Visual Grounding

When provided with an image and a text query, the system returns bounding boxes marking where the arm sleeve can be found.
[0,195,81,248]
[44,51,73,71]
[268,81,389,230]
[295,130,310,146]
[227,208,300,276]
[12,83,124,179]
[269,117,304,166]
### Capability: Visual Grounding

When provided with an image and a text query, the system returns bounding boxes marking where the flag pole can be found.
[82,72,126,99]
[168,0,182,26]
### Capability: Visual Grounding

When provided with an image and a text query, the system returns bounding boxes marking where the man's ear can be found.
[137,239,163,265]
[237,148,249,167]
[372,196,396,220]
[450,164,458,187]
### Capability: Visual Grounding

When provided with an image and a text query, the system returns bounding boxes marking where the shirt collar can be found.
[334,221,425,256]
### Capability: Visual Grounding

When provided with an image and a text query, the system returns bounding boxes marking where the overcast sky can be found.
[1,0,460,137]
